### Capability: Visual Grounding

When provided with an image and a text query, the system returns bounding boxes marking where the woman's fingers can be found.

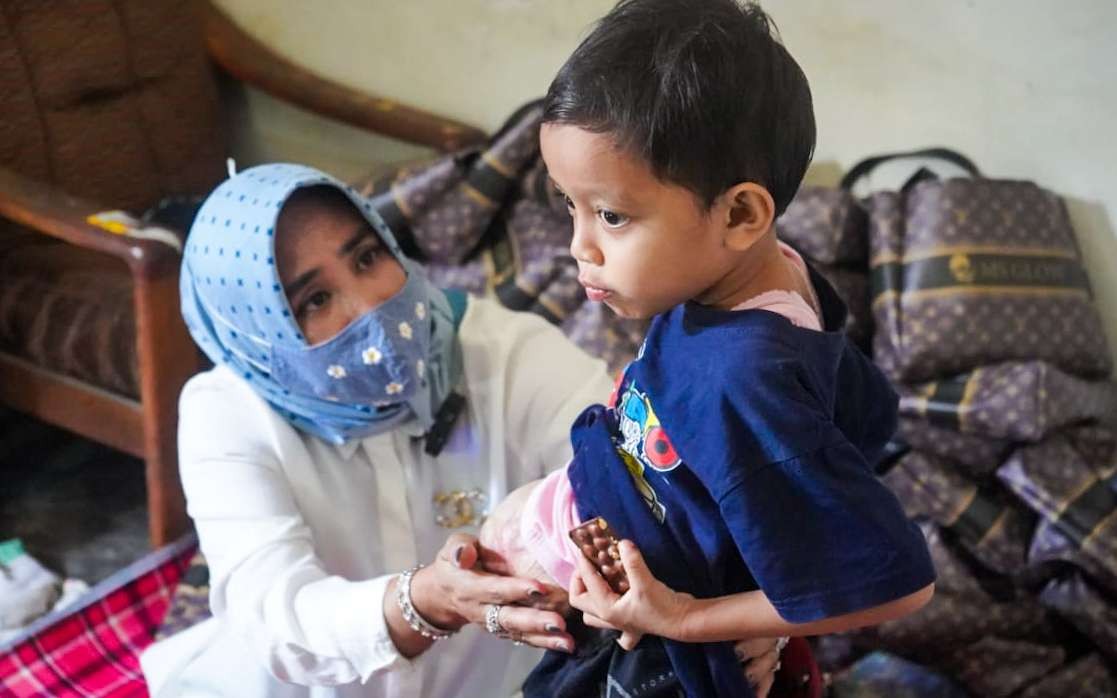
[477,544,511,577]
[734,636,778,662]
[426,533,554,627]
[494,604,567,636]
[437,532,480,569]
[528,584,571,614]
[456,573,547,618]
[493,605,573,651]
[753,669,776,698]
[744,648,780,686]
[513,632,574,653]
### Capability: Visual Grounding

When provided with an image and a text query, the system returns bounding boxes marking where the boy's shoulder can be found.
[625,307,832,467]
[627,300,895,469]
[641,302,836,383]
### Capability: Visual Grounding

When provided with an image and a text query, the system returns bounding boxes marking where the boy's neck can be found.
[697,231,800,311]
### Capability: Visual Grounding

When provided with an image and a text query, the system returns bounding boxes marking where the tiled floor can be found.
[0,408,150,584]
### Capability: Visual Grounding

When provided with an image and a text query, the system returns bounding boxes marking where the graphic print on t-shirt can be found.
[611,381,682,524]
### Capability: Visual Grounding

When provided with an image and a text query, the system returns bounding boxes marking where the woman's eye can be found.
[303,290,330,315]
[355,245,379,271]
[598,209,629,228]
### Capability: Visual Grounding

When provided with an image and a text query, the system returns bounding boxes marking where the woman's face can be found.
[275,192,406,345]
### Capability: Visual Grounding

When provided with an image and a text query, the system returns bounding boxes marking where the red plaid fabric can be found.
[0,542,195,698]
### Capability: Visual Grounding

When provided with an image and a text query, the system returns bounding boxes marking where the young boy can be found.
[477,1,936,696]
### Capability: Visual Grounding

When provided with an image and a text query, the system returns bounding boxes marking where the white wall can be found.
[215,0,1117,371]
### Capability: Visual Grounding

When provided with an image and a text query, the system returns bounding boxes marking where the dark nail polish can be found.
[528,588,544,598]
[555,640,571,652]
[453,546,463,564]
[545,623,561,633]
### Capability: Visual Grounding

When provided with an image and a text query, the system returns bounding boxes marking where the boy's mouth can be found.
[578,276,613,302]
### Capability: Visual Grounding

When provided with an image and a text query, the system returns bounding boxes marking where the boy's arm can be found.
[675,582,934,643]
[570,539,934,643]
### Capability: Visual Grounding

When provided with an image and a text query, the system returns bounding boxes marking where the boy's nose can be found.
[569,219,604,266]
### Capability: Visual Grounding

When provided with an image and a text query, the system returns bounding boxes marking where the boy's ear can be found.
[722,183,775,251]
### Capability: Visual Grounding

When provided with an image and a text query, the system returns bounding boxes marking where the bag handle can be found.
[840,147,981,191]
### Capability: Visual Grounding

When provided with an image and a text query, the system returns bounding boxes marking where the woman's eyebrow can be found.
[284,268,317,301]
[284,224,381,299]
[337,224,380,257]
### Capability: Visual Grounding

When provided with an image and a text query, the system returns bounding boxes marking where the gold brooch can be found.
[433,489,487,528]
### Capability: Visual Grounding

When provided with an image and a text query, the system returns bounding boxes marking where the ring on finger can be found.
[512,632,525,647]
[484,604,506,635]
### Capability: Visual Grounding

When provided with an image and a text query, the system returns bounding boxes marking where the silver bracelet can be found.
[396,565,456,640]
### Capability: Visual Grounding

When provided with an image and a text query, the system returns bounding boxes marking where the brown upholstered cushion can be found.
[0,225,139,398]
[0,0,230,399]
[0,0,226,212]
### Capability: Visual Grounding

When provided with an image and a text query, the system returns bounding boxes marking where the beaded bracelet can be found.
[396,565,456,641]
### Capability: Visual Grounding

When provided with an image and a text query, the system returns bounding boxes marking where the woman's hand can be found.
[735,636,783,698]
[410,533,574,653]
[569,539,692,645]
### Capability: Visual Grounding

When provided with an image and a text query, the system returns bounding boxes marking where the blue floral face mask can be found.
[180,163,461,445]
[270,271,436,420]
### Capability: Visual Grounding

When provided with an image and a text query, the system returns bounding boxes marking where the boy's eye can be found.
[598,209,629,228]
[553,187,575,212]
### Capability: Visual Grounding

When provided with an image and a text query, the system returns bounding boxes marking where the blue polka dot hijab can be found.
[180,163,461,445]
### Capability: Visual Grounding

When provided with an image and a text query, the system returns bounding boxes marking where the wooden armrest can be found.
[201,1,488,152]
[0,167,180,280]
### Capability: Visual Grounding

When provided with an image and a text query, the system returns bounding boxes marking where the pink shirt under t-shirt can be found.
[521,242,822,589]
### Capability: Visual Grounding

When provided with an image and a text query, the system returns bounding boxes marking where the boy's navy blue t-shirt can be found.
[561,268,936,696]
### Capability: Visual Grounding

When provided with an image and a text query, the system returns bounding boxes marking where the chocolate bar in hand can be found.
[569,517,630,594]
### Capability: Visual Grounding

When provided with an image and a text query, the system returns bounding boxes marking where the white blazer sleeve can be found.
[474,301,615,479]
[177,370,413,686]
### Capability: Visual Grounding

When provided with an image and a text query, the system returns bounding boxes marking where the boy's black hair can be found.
[543,0,815,215]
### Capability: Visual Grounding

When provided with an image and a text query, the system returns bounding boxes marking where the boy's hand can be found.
[569,539,693,646]
[571,540,785,693]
